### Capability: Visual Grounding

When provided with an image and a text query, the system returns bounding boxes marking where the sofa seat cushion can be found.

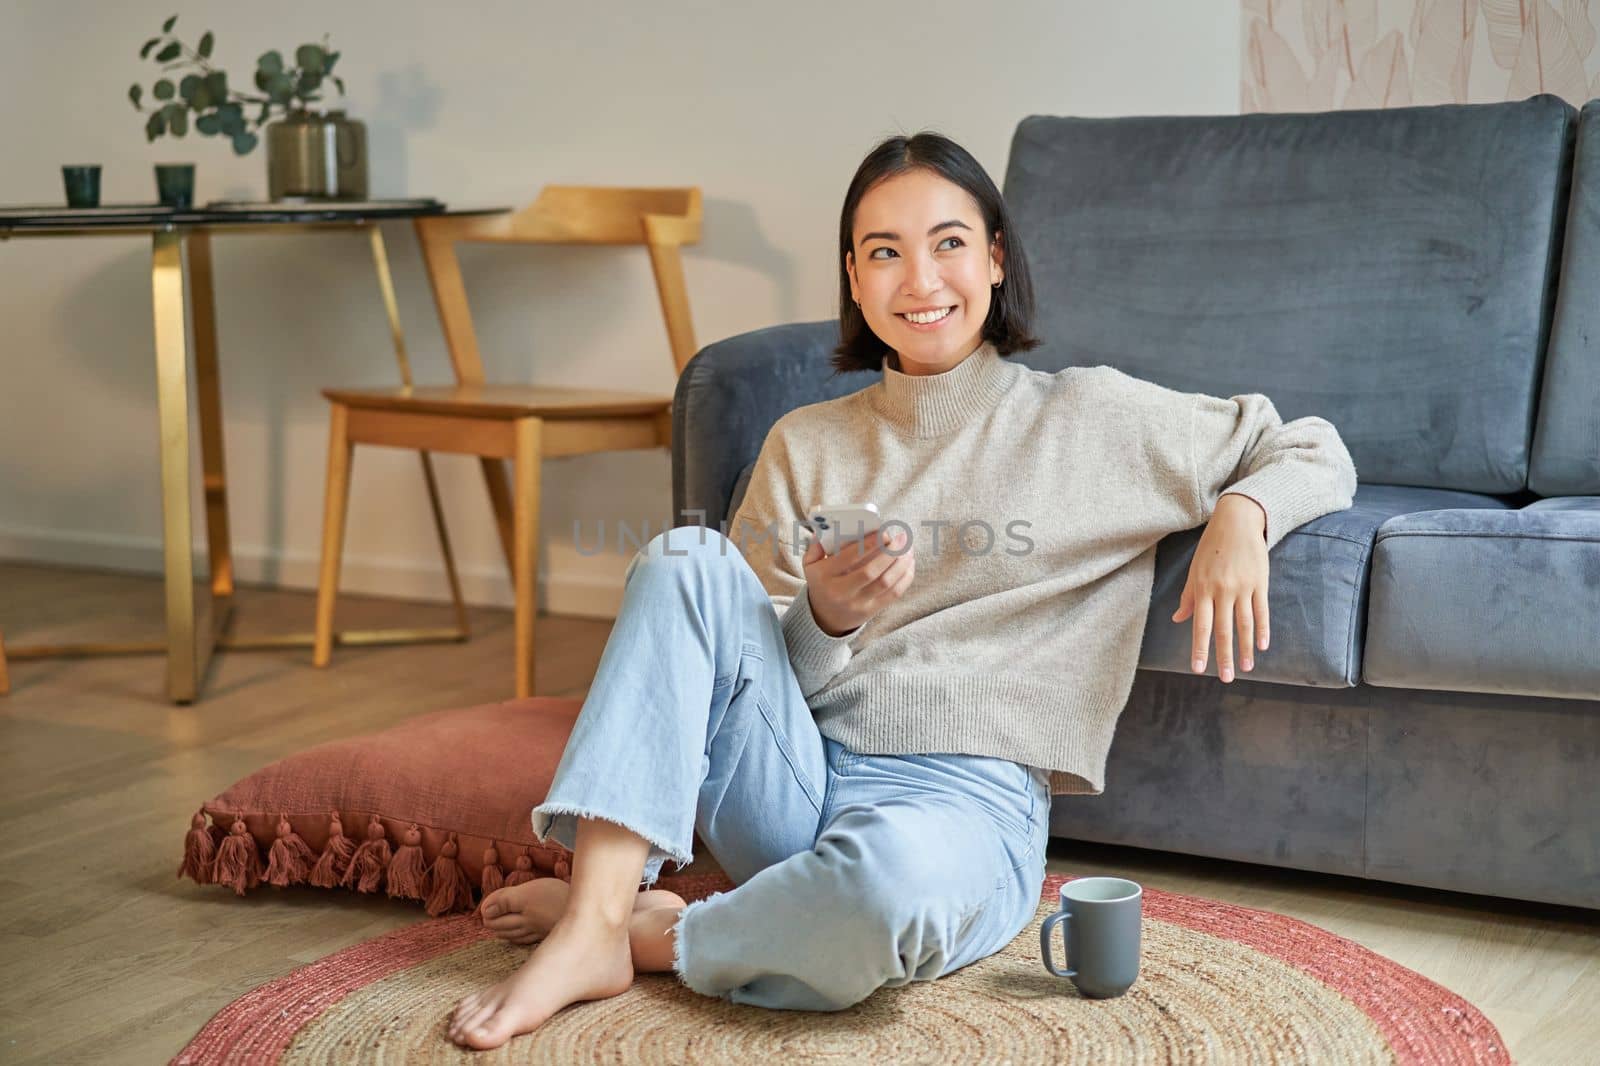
[1364,497,1600,699]
[1140,485,1511,687]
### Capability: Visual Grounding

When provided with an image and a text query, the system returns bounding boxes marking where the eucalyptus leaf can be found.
[232,131,258,155]
[254,69,270,92]
[191,83,213,111]
[324,51,339,74]
[218,103,245,136]
[205,71,227,100]
[179,74,201,100]
[198,31,213,58]
[140,37,160,59]
[167,108,188,137]
[162,14,177,32]
[295,44,326,75]
[196,112,220,135]
[332,76,345,95]
[154,78,174,100]
[297,71,323,96]
[258,50,283,75]
[257,102,271,125]
[146,111,165,141]
[128,84,143,108]
[267,72,294,103]
[156,42,180,62]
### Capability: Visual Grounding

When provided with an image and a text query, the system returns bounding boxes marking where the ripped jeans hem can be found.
[530,802,694,889]
[669,892,733,1000]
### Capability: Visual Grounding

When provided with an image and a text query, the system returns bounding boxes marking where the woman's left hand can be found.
[1171,494,1270,683]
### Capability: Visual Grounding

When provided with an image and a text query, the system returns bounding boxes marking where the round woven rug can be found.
[174,872,1508,1065]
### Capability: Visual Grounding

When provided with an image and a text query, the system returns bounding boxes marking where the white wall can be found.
[0,0,1238,618]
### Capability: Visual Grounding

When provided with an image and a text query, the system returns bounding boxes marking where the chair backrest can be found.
[414,186,703,385]
[1002,97,1576,494]
[1531,100,1600,496]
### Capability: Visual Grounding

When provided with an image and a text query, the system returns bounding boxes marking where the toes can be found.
[452,993,479,1023]
[456,1001,497,1043]
[448,1000,474,1039]
[486,909,528,927]
[465,1009,520,1051]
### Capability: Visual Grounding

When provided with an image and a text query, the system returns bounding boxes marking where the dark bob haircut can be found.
[833,131,1041,374]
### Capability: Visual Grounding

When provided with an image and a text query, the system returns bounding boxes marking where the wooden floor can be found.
[1,560,1595,1064]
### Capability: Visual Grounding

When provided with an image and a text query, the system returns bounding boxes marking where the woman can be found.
[449,132,1357,1049]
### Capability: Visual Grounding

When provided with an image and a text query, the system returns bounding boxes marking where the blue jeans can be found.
[531,528,1050,1011]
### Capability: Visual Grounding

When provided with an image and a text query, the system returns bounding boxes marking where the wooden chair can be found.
[312,186,701,696]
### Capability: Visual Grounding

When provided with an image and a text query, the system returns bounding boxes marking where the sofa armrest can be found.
[672,320,876,530]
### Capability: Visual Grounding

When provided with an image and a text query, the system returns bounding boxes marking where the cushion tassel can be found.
[341,814,392,894]
[425,834,476,917]
[309,811,355,889]
[386,823,429,901]
[213,817,263,897]
[178,810,217,885]
[554,853,572,881]
[475,845,507,915]
[504,847,536,887]
[265,814,317,887]
[481,845,506,896]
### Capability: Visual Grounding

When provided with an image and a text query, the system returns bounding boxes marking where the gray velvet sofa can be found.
[671,96,1600,910]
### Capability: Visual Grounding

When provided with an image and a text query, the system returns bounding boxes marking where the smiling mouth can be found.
[898,306,956,325]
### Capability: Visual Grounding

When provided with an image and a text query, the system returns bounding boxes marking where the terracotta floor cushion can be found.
[178,696,584,916]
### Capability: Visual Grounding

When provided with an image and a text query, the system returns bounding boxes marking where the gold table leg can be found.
[151,230,215,702]
[188,230,234,600]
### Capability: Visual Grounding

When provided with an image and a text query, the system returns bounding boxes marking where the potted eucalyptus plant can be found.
[128,14,368,201]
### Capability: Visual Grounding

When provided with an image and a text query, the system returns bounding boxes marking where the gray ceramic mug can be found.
[1040,876,1143,998]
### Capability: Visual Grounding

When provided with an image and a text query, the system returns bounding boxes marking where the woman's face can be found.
[846,168,1005,376]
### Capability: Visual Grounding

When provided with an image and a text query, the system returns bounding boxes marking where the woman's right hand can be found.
[800,528,915,637]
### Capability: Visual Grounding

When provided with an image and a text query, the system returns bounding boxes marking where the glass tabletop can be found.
[0,198,508,232]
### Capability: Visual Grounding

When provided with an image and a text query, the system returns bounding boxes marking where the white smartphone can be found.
[805,502,881,556]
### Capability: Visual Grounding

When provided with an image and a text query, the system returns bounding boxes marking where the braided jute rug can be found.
[173,872,1508,1065]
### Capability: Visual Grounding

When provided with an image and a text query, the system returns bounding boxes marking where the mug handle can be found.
[1040,909,1076,978]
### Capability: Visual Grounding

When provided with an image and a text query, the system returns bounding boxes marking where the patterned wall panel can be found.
[1242,1,1600,110]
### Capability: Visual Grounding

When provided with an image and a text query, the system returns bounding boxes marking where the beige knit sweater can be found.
[728,341,1357,795]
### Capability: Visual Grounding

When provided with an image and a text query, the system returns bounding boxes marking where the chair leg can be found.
[313,403,354,667]
[480,457,517,576]
[513,417,543,697]
[0,628,9,696]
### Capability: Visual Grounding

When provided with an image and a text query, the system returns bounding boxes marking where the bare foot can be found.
[481,878,687,948]
[448,913,634,1050]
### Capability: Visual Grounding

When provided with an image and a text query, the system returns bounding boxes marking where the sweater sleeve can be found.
[1189,391,1359,551]
[727,426,861,700]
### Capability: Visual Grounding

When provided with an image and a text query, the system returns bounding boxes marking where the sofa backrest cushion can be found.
[1531,100,1600,496]
[1002,97,1575,493]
